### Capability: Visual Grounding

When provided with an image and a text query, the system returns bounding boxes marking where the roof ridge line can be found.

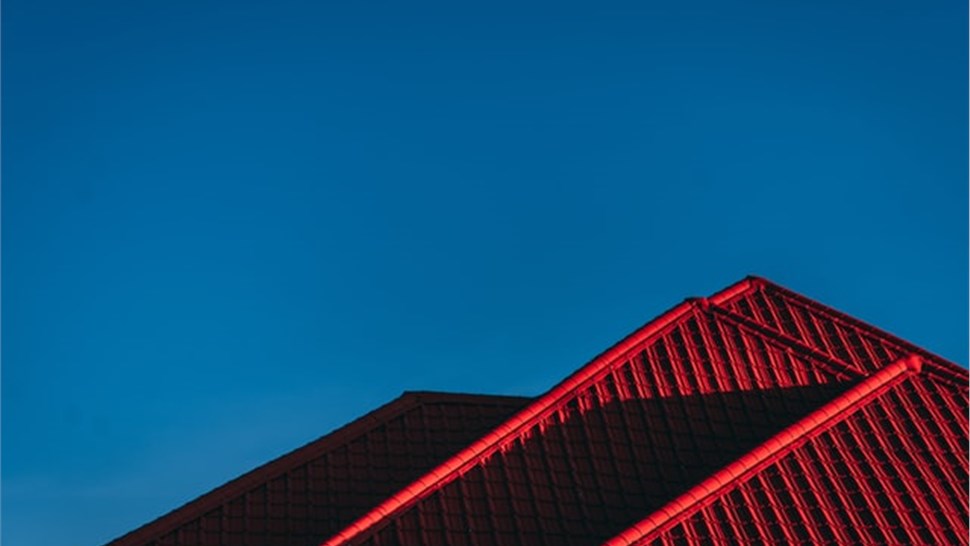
[603,354,924,546]
[706,302,864,380]
[761,280,966,376]
[727,277,966,388]
[319,278,760,546]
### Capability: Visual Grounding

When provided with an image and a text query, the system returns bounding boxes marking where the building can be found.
[107,276,969,545]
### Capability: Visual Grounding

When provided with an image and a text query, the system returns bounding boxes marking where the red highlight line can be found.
[319,278,759,545]
[602,354,924,546]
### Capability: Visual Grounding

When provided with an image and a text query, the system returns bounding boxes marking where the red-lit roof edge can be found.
[602,353,925,546]
[755,277,967,387]
[321,276,968,546]
[106,391,530,546]
[319,277,763,546]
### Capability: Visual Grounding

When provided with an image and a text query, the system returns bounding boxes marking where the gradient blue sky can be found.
[3,1,966,544]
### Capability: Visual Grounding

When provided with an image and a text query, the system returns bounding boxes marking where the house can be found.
[107,277,969,545]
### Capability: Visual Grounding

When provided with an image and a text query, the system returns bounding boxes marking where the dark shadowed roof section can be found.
[105,391,531,546]
[321,277,967,546]
[106,277,967,546]
[605,354,969,545]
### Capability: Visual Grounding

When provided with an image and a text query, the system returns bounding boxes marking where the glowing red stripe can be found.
[603,354,924,546]
[320,278,757,545]
[710,274,762,305]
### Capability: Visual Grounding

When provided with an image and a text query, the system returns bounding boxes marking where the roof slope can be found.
[723,278,965,382]
[105,391,530,546]
[605,355,969,545]
[321,277,967,546]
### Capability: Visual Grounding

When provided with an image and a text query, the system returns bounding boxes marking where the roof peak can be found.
[321,277,965,546]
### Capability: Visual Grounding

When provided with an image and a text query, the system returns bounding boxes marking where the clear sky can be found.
[2,1,966,544]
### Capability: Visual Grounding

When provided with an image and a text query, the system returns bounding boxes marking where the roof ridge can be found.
[717,276,965,389]
[319,278,762,546]
[603,354,924,546]
[705,301,863,380]
[757,277,966,378]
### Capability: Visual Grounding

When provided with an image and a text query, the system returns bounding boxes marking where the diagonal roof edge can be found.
[752,276,967,386]
[705,301,863,380]
[602,354,925,546]
[106,391,529,546]
[320,277,762,546]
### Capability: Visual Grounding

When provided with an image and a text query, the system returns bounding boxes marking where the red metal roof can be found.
[604,354,969,544]
[105,392,530,546]
[320,277,968,546]
[108,276,967,546]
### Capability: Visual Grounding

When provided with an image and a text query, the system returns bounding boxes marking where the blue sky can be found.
[3,1,966,544]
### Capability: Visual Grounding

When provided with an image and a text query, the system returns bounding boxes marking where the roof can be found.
[321,276,968,545]
[105,391,531,546]
[106,276,967,546]
[605,354,968,545]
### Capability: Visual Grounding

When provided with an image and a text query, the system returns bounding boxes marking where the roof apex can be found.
[321,276,765,546]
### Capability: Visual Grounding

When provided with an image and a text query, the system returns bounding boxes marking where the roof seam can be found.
[763,282,966,378]
[716,279,966,389]
[708,303,864,381]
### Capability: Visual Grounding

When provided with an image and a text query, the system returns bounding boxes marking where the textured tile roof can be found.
[321,277,968,546]
[605,354,969,545]
[107,276,967,546]
[104,392,531,546]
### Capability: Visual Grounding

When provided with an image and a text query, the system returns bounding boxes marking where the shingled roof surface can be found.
[321,277,968,546]
[105,392,531,546]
